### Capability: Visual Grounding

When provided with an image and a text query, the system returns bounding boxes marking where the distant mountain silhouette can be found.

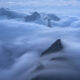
[0,8,24,19]
[25,12,41,22]
[0,8,61,27]
[25,12,60,27]
[47,14,60,21]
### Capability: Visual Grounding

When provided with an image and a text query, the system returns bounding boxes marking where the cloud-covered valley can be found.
[0,8,80,80]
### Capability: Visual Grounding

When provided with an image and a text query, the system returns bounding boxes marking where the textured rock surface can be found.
[41,39,63,56]
[25,12,41,22]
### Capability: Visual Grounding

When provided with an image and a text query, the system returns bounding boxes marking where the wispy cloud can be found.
[6,0,80,6]
[0,0,80,7]
[0,0,80,14]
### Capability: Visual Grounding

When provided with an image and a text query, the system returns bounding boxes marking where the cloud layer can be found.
[0,0,80,15]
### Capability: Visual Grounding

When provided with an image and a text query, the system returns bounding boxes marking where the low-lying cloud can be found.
[0,8,80,80]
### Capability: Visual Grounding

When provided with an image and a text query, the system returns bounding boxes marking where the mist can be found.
[0,0,80,80]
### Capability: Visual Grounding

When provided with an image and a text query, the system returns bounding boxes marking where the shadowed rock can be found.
[50,57,67,61]
[25,12,41,22]
[35,64,44,72]
[0,8,24,19]
[41,39,63,56]
[48,14,60,21]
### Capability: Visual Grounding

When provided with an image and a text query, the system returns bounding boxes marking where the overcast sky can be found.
[0,0,80,16]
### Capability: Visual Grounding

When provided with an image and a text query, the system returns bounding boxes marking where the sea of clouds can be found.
[0,9,80,80]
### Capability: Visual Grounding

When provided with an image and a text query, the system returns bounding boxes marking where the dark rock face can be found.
[41,39,63,56]
[25,12,41,22]
[48,14,60,21]
[0,8,23,19]
[0,8,17,18]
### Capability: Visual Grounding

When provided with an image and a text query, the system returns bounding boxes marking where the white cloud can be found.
[7,0,80,6]
[0,8,80,80]
[0,0,80,8]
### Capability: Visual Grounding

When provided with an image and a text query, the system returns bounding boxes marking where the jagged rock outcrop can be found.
[41,39,63,56]
[42,13,60,27]
[25,12,41,22]
[0,8,24,19]
[48,14,60,21]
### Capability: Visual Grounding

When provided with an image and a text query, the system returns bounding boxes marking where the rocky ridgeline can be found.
[0,8,60,27]
[41,39,63,56]
[28,39,80,80]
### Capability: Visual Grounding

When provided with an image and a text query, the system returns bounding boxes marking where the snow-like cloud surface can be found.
[0,10,80,80]
[0,1,80,80]
[1,0,80,6]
